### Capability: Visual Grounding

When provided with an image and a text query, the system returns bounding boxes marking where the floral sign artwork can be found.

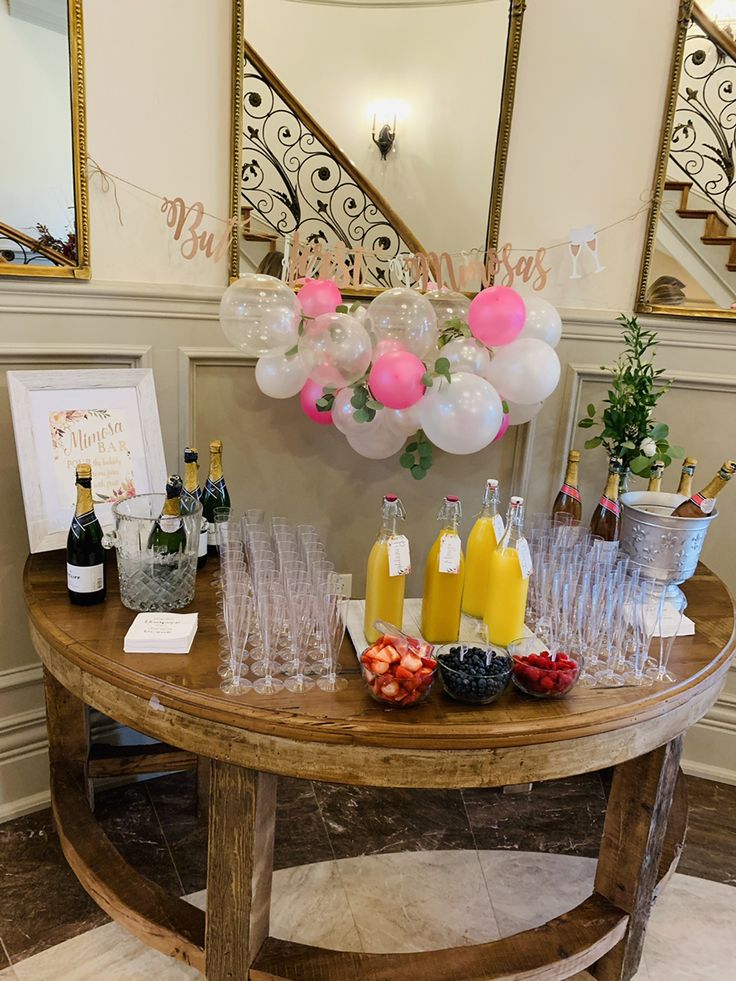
[48,407,138,506]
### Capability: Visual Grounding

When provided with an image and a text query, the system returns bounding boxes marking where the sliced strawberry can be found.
[381,680,400,698]
[400,653,423,672]
[395,665,413,681]
[383,644,401,663]
[370,647,392,663]
[370,659,390,675]
[420,656,437,669]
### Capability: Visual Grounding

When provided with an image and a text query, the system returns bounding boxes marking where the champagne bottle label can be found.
[387,535,411,577]
[159,517,183,534]
[689,492,715,515]
[517,539,533,579]
[198,526,208,557]
[438,533,462,574]
[492,514,505,540]
[560,483,581,502]
[67,563,104,593]
[599,496,620,516]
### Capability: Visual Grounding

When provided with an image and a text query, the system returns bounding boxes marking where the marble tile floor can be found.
[1,851,734,980]
[0,770,733,978]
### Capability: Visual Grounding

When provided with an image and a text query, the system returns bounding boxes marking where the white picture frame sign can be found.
[7,368,167,553]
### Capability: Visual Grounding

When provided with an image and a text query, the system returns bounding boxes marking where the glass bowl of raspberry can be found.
[508,637,581,698]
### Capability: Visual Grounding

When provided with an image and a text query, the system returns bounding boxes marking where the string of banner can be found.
[87,157,653,292]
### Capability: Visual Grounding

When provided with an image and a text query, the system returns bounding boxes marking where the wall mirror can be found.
[0,0,89,278]
[638,1,736,319]
[231,0,524,294]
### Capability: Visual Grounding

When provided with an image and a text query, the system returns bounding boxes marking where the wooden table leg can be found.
[43,667,92,806]
[592,736,684,981]
[205,761,277,980]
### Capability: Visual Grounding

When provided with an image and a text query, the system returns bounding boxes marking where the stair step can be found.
[676,209,715,219]
[701,236,736,245]
[665,180,692,190]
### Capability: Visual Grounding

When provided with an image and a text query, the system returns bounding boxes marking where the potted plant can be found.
[578,314,683,480]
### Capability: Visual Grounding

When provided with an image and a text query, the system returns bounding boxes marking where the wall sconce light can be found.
[372,115,396,160]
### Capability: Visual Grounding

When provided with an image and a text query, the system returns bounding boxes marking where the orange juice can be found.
[463,479,502,618]
[421,496,465,643]
[483,496,530,647]
[364,495,408,643]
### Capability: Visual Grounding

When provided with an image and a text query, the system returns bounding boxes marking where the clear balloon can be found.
[331,387,373,437]
[346,420,407,460]
[220,274,301,356]
[440,336,491,376]
[485,337,561,405]
[506,400,544,425]
[366,287,438,359]
[297,278,342,318]
[425,289,471,330]
[468,286,525,347]
[255,352,310,399]
[298,312,373,386]
[519,296,562,348]
[368,350,426,410]
[418,373,504,454]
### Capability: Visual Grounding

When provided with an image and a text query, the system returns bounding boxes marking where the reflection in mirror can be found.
[640,2,736,317]
[237,0,520,292]
[0,0,88,277]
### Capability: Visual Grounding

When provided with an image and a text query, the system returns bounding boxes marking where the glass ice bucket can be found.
[620,491,717,593]
[103,494,202,612]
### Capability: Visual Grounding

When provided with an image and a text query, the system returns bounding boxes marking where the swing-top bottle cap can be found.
[485,479,499,489]
[446,494,459,503]
[384,494,398,502]
[509,496,524,506]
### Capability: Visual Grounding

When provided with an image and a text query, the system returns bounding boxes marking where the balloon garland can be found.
[219,274,562,479]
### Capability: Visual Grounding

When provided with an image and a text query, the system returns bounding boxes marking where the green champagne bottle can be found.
[67,464,106,606]
[201,440,230,555]
[148,475,187,555]
[183,447,207,570]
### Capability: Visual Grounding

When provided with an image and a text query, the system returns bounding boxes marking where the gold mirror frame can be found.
[0,0,90,280]
[228,0,526,295]
[636,0,736,321]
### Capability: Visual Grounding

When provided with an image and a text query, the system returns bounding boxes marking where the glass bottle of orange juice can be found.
[484,496,532,647]
[462,478,503,619]
[421,495,465,643]
[364,495,409,644]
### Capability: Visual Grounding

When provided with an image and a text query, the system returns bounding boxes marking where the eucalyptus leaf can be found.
[400,453,414,469]
[350,301,362,313]
[629,455,652,476]
[587,403,596,417]
[584,437,603,449]
[411,465,428,480]
[668,445,685,459]
[284,344,299,358]
[418,442,432,459]
[649,422,669,440]
[578,418,595,429]
[350,388,367,409]
[406,441,418,453]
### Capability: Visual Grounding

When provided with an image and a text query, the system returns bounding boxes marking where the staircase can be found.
[665,180,736,271]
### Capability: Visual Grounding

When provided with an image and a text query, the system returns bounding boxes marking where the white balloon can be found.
[485,338,561,405]
[255,352,310,399]
[440,336,491,376]
[418,373,504,455]
[506,400,544,425]
[332,387,371,436]
[520,296,562,348]
[366,288,438,359]
[347,423,407,460]
[220,274,300,356]
[385,403,423,438]
[299,312,373,385]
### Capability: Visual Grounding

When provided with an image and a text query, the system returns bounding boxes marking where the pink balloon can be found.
[368,350,426,410]
[299,377,334,426]
[298,279,342,318]
[493,411,510,442]
[468,286,526,347]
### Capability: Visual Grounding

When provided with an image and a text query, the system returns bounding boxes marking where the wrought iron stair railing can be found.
[0,220,76,268]
[241,44,424,289]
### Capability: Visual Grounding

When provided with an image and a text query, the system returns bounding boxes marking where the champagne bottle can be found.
[67,464,106,606]
[676,457,698,498]
[647,460,665,493]
[671,460,736,517]
[148,475,187,554]
[590,457,622,542]
[552,450,582,521]
[201,440,230,555]
[183,447,207,570]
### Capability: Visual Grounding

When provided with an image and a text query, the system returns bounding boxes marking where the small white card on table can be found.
[123,613,198,654]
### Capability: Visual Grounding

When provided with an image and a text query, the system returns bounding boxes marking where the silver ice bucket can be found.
[620,491,717,587]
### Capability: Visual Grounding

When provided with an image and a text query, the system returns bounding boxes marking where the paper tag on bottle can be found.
[492,514,505,542]
[159,517,182,534]
[198,526,208,558]
[67,563,104,593]
[387,535,411,576]
[439,533,462,574]
[517,539,533,579]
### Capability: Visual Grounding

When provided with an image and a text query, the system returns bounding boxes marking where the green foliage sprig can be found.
[400,430,433,480]
[577,314,683,477]
[437,316,472,349]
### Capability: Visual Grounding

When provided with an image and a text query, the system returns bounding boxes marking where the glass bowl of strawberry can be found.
[359,633,437,708]
[508,639,581,698]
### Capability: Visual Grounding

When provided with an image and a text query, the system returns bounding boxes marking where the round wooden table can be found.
[24,553,734,981]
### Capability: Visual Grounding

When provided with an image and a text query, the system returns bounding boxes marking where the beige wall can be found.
[0,0,734,818]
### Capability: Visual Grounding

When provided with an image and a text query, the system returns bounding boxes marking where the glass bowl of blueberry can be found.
[435,644,512,704]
